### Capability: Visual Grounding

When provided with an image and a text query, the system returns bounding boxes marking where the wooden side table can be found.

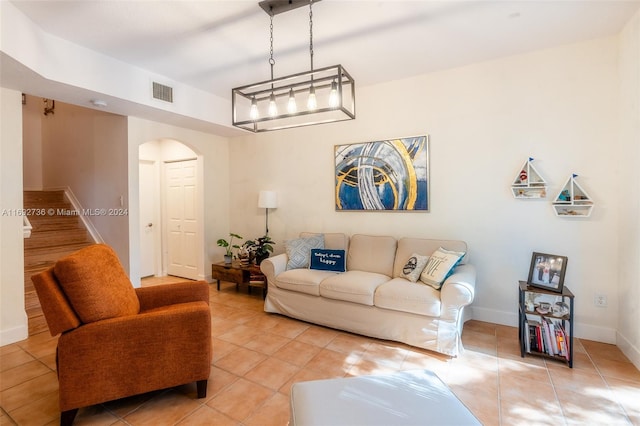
[211,261,267,299]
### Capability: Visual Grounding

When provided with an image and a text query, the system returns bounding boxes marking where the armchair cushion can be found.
[53,244,140,323]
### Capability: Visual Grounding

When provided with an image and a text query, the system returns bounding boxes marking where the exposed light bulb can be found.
[250,97,259,120]
[268,93,278,117]
[307,85,317,110]
[329,80,339,108]
[287,88,297,114]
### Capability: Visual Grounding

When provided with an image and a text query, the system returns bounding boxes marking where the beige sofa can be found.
[261,233,476,357]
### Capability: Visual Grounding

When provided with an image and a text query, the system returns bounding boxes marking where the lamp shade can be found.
[258,190,277,209]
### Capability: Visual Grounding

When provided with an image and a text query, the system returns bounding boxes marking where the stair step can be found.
[23,190,65,203]
[28,314,49,336]
[30,217,83,228]
[23,190,96,336]
[25,242,95,259]
[31,223,83,233]
[25,229,89,249]
[23,200,73,207]
[24,206,79,217]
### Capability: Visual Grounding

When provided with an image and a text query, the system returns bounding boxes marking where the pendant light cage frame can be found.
[232,64,355,132]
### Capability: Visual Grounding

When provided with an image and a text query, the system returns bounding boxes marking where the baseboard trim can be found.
[470,306,617,344]
[616,331,640,371]
[471,306,518,328]
[0,324,28,347]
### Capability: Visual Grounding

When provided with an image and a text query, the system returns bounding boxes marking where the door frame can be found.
[137,139,205,283]
[138,159,161,277]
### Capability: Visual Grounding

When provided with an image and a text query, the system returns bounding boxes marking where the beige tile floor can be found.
[1,276,639,426]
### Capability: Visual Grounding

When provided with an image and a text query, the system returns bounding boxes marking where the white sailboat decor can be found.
[511,157,547,199]
[552,174,594,217]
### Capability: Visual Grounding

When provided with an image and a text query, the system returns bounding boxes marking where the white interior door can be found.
[165,159,199,280]
[139,160,158,277]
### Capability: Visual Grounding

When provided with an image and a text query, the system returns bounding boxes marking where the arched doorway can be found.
[138,139,204,280]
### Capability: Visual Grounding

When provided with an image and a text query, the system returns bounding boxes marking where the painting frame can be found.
[526,252,568,293]
[334,135,430,212]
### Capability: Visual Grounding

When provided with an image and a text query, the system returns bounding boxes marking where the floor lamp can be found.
[258,190,277,235]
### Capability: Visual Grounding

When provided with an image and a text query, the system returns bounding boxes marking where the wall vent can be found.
[152,82,173,103]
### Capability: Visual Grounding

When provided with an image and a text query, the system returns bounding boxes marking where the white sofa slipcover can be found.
[261,233,476,356]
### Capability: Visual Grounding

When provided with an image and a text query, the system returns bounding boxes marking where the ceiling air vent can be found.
[152,82,173,103]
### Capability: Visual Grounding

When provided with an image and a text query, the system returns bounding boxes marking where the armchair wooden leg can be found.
[61,408,78,426]
[196,380,207,398]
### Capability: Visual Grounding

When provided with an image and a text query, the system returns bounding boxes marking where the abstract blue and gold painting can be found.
[335,135,429,211]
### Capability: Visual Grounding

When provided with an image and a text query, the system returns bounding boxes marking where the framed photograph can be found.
[527,252,568,293]
[334,135,429,211]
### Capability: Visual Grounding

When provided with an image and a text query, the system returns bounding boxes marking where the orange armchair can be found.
[31,244,211,426]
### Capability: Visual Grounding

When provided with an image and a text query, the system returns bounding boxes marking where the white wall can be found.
[127,118,230,287]
[0,1,232,135]
[229,37,622,343]
[41,101,130,271]
[0,88,28,345]
[22,94,42,190]
[617,9,640,367]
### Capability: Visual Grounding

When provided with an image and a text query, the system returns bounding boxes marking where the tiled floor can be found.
[2,276,639,426]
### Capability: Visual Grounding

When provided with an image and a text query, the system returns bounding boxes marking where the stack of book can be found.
[524,317,570,360]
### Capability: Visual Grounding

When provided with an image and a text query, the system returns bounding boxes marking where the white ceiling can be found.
[11,0,640,103]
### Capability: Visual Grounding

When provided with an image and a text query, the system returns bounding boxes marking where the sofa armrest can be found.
[136,281,209,312]
[440,264,476,320]
[260,253,288,284]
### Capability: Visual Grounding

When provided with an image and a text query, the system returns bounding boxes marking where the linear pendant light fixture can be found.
[232,0,355,132]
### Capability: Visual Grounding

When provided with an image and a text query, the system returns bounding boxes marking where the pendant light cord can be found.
[269,11,275,81]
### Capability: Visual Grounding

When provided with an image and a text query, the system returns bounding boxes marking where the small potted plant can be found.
[217,233,243,264]
[243,235,275,265]
[237,245,251,267]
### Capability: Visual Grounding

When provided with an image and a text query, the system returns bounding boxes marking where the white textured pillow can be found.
[420,247,466,289]
[400,253,429,282]
[285,234,325,270]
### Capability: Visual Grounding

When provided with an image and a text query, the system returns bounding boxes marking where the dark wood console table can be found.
[211,261,266,298]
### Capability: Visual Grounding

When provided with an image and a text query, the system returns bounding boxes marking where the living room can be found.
[1,1,639,424]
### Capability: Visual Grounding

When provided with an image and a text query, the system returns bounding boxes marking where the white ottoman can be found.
[290,370,480,426]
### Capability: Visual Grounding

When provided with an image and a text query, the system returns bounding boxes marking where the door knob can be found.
[146,223,153,228]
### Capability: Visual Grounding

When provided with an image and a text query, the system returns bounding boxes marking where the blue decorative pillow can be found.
[309,249,346,272]
[285,234,325,269]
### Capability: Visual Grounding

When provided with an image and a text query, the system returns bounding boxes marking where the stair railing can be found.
[23,216,32,238]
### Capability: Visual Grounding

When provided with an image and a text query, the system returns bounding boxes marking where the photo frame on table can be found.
[527,252,568,293]
[334,135,429,211]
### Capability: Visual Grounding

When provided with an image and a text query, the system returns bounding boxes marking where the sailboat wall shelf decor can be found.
[552,174,594,217]
[511,157,547,199]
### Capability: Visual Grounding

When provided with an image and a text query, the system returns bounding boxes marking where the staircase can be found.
[23,190,95,335]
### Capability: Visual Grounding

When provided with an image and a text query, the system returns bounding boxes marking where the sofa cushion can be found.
[286,234,325,270]
[53,244,140,323]
[399,253,429,282]
[420,247,466,290]
[310,249,346,272]
[347,234,397,276]
[274,268,337,296]
[393,238,468,278]
[300,232,349,251]
[374,278,441,317]
[319,271,390,305]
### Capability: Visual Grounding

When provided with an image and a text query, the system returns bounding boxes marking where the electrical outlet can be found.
[594,294,607,307]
